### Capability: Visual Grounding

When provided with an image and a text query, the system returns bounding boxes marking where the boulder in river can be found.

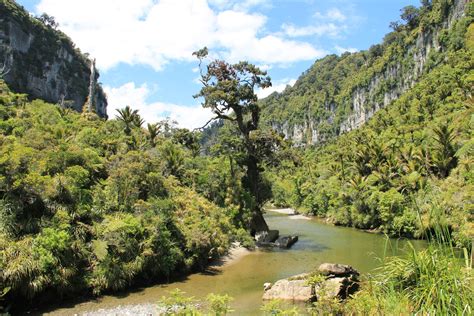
[275,235,299,248]
[262,273,313,302]
[315,275,359,300]
[263,263,359,302]
[255,230,279,244]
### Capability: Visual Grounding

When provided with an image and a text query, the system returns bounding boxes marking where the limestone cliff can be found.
[0,0,107,117]
[261,0,470,146]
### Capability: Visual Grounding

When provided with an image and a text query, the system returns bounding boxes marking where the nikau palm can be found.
[116,106,142,136]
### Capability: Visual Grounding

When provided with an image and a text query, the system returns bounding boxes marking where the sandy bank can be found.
[210,242,253,268]
[288,214,311,220]
[267,208,311,220]
[266,208,297,215]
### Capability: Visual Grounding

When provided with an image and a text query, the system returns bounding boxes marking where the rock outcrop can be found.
[0,0,107,117]
[263,263,359,302]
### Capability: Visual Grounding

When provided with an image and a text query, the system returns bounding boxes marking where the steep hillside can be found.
[261,0,469,145]
[0,0,107,117]
[266,0,473,245]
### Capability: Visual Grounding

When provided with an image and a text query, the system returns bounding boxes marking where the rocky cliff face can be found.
[0,0,107,117]
[263,0,469,146]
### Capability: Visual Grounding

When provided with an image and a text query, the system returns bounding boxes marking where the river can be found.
[39,211,424,315]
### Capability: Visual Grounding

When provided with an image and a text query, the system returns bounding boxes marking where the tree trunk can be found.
[246,154,269,235]
[250,210,269,235]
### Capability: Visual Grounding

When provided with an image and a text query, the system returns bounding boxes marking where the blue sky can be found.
[17,0,419,128]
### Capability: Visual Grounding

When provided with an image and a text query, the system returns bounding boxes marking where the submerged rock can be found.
[275,235,299,248]
[263,263,359,302]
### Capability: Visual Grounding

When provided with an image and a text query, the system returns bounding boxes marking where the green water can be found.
[43,212,424,315]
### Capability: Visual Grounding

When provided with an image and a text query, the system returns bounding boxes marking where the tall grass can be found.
[379,242,472,314]
[347,203,473,315]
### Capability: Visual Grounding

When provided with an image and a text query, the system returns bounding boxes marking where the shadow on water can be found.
[200,266,223,276]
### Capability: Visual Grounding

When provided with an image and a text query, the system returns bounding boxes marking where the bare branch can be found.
[194,116,219,131]
[215,113,236,121]
[0,61,11,78]
[194,112,236,131]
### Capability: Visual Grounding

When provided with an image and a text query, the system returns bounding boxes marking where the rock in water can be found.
[255,230,279,244]
[263,264,359,302]
[275,235,299,248]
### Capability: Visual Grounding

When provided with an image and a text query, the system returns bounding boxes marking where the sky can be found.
[17,0,419,128]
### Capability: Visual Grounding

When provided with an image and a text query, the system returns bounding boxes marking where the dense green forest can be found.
[0,0,473,314]
[0,79,261,309]
[265,0,473,247]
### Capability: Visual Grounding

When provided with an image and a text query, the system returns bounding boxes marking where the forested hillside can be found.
[261,0,469,145]
[267,0,473,246]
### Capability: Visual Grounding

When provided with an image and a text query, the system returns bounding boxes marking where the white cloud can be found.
[209,0,269,11]
[283,7,351,38]
[282,23,340,37]
[105,78,297,127]
[257,64,272,71]
[256,78,297,99]
[36,0,320,71]
[104,82,214,129]
[314,8,346,22]
[335,45,358,54]
[232,0,270,11]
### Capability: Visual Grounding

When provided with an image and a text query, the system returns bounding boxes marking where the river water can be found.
[41,211,424,315]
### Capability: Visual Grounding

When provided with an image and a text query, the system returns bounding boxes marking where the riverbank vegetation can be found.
[156,225,473,315]
[0,79,258,311]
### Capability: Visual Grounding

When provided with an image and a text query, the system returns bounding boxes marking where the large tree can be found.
[193,47,275,234]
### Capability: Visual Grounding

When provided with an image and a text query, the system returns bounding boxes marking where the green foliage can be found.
[115,105,143,136]
[158,289,199,316]
[259,0,473,145]
[377,245,473,314]
[206,293,234,315]
[344,222,473,315]
[194,48,283,233]
[0,80,243,310]
[1,1,472,314]
[157,291,233,315]
[260,300,300,315]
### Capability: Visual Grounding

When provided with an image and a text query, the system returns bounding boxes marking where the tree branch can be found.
[194,116,219,131]
[193,112,236,131]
